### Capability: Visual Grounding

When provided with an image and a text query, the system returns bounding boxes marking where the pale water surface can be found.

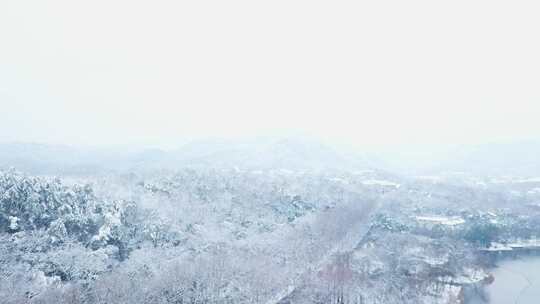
[481,257,540,304]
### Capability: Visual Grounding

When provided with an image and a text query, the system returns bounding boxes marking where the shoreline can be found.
[466,254,540,304]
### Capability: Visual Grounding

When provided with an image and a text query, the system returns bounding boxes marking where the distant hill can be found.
[4,138,538,177]
[132,136,378,172]
[0,137,378,174]
[378,139,540,177]
[440,140,540,177]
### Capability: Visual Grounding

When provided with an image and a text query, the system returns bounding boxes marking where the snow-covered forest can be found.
[2,138,540,304]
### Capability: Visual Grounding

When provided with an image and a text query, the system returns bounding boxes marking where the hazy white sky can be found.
[1,0,539,149]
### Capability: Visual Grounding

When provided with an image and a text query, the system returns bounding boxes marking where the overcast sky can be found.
[1,0,539,149]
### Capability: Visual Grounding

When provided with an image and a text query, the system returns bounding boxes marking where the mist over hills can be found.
[0,136,378,174]
[444,140,540,177]
[1,137,539,177]
[384,139,540,177]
